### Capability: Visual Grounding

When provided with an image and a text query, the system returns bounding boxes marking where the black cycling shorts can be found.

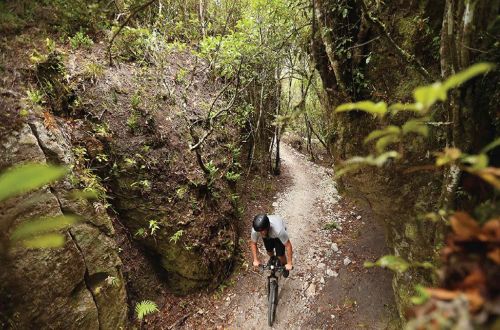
[263,237,285,256]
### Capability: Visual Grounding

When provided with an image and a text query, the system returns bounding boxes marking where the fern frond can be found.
[135,300,159,320]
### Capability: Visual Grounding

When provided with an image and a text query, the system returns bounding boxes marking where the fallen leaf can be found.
[43,111,57,131]
[450,212,480,239]
[425,288,484,313]
[479,218,500,242]
[473,167,500,189]
[465,289,484,312]
[459,268,486,290]
[424,288,460,300]
[487,248,500,264]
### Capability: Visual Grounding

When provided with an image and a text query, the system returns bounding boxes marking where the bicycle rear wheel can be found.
[268,280,278,326]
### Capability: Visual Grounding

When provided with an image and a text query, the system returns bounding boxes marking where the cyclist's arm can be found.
[250,240,260,266]
[284,240,293,268]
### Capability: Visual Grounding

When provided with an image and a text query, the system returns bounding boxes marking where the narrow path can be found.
[229,143,341,328]
[184,143,397,329]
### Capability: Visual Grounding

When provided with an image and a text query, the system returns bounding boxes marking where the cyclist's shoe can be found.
[283,269,289,278]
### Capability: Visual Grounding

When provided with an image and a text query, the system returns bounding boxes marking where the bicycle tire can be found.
[268,280,278,326]
[267,278,270,299]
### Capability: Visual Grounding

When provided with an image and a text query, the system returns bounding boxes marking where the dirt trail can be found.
[228,143,341,328]
[183,143,397,329]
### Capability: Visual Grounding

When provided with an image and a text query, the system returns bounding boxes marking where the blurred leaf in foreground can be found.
[364,255,410,273]
[11,215,78,242]
[0,164,67,202]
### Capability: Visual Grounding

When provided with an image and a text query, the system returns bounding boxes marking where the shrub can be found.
[84,63,104,81]
[225,171,240,182]
[69,29,94,49]
[111,26,152,62]
[127,110,140,132]
[44,0,112,34]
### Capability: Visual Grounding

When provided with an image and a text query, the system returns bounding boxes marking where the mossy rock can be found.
[160,243,213,294]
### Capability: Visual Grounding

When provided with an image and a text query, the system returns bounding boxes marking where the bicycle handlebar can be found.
[259,264,286,272]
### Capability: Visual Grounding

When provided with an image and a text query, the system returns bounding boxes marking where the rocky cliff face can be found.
[0,122,128,329]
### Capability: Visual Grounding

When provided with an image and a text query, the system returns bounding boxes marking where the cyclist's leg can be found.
[263,237,276,263]
[275,239,290,277]
[275,239,286,265]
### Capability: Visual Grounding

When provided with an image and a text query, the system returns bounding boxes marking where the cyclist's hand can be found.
[253,260,261,269]
[285,263,293,271]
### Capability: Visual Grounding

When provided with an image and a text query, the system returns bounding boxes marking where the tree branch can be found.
[108,0,158,66]
[357,0,434,82]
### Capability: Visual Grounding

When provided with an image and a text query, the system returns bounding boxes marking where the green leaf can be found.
[21,233,66,249]
[462,154,489,171]
[0,164,67,202]
[410,285,431,305]
[364,126,401,144]
[402,119,429,137]
[481,137,500,154]
[372,151,401,166]
[411,63,495,112]
[435,148,462,167]
[443,62,495,90]
[342,151,400,167]
[11,215,78,241]
[324,220,340,230]
[413,82,447,109]
[336,151,400,177]
[364,255,410,273]
[414,261,435,269]
[375,135,400,153]
[335,163,364,177]
[335,101,387,117]
[135,300,159,320]
[388,103,424,114]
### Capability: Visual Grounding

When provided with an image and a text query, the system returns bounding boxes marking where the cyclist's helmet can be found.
[253,214,270,232]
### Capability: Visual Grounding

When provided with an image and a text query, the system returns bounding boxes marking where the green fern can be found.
[169,229,184,244]
[135,300,159,320]
[105,276,120,288]
[148,220,159,236]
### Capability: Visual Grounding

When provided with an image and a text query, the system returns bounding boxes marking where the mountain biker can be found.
[250,214,293,278]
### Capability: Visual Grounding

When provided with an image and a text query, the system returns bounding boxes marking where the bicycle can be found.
[260,256,287,326]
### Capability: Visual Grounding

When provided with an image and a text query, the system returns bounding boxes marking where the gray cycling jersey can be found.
[251,215,289,244]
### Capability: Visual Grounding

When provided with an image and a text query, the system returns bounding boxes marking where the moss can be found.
[404,223,418,241]
[160,242,213,294]
[396,16,419,51]
[393,274,415,320]
[392,67,426,101]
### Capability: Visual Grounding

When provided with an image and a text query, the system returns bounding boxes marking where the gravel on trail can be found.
[181,143,397,329]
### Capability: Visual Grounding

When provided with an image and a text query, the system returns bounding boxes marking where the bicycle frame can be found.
[261,256,285,326]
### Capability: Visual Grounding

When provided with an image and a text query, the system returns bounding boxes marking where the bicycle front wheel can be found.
[268,280,278,326]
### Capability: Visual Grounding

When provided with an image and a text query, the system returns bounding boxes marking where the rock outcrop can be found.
[0,122,128,328]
